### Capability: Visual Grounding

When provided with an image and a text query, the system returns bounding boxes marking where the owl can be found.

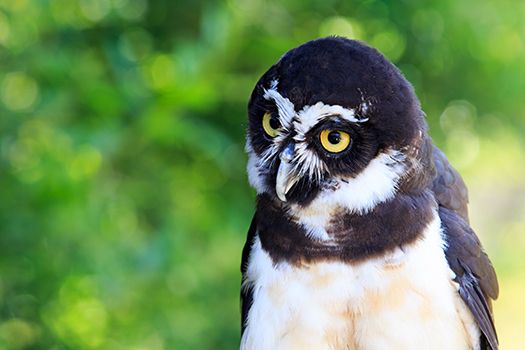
[240,37,498,350]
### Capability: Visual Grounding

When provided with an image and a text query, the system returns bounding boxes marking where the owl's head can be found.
[246,37,431,216]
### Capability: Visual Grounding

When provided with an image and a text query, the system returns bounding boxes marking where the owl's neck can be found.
[255,190,437,264]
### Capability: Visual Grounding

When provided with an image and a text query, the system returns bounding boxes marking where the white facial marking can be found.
[288,150,406,241]
[263,80,295,130]
[315,150,405,213]
[241,212,480,350]
[245,140,266,193]
[293,101,367,139]
[247,84,382,213]
[291,142,327,182]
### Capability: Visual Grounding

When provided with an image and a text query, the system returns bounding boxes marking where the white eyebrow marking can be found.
[263,79,370,132]
[262,79,295,130]
[258,82,371,187]
[293,102,368,141]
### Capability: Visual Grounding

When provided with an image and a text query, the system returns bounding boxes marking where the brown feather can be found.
[431,146,499,350]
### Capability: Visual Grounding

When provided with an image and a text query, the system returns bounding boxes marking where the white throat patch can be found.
[289,150,406,240]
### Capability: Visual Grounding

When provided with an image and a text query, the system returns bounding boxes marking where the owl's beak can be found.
[276,143,299,202]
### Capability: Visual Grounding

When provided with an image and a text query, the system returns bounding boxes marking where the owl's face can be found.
[246,37,428,216]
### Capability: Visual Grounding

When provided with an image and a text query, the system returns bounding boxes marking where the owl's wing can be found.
[240,214,257,336]
[431,146,470,222]
[440,208,499,350]
[431,146,499,350]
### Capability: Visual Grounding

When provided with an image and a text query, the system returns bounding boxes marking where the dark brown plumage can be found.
[431,146,499,349]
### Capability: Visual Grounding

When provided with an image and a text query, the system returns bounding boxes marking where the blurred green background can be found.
[1,0,524,349]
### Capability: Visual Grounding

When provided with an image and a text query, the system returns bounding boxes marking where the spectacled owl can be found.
[241,37,498,350]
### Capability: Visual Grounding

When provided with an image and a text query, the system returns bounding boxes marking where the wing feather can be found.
[432,146,470,221]
[432,146,499,350]
[240,215,257,335]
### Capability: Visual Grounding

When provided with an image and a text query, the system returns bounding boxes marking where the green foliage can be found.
[0,0,524,349]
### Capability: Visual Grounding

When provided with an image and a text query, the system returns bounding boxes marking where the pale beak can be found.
[275,143,299,202]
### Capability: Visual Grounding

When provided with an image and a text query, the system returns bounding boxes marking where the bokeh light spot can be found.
[446,129,480,169]
[0,318,39,349]
[440,100,477,133]
[371,29,406,62]
[44,276,108,348]
[1,72,39,111]
[488,28,524,62]
[319,16,363,40]
[0,12,11,45]
[67,145,103,180]
[147,54,176,90]
[50,1,86,28]
[79,0,111,22]
[113,0,148,21]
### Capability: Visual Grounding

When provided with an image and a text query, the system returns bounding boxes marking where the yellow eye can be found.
[320,129,351,153]
[262,112,281,138]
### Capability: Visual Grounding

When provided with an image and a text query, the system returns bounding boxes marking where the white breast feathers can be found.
[240,213,480,350]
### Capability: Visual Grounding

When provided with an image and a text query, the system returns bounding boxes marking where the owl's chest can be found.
[240,216,479,350]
